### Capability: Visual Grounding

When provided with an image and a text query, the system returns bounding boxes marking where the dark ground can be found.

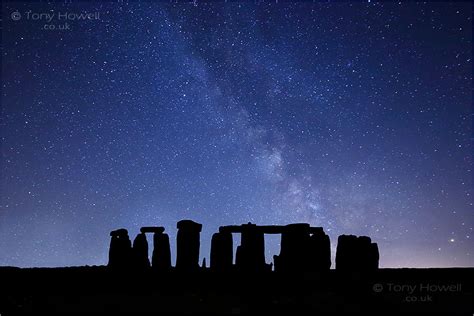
[0,266,472,315]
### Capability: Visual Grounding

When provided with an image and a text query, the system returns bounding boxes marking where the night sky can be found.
[1,1,472,268]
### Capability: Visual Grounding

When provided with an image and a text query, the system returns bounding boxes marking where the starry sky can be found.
[1,1,472,268]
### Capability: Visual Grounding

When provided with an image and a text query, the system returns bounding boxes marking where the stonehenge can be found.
[108,221,379,273]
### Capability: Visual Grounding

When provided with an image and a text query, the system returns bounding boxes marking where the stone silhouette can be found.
[139,226,170,271]
[210,231,233,271]
[107,222,379,274]
[274,223,310,272]
[176,220,202,271]
[236,223,266,272]
[109,226,172,270]
[140,226,165,234]
[216,223,331,273]
[308,227,331,272]
[108,228,132,269]
[273,224,331,273]
[152,231,171,271]
[220,223,267,272]
[132,232,150,269]
[335,234,379,272]
[369,242,380,271]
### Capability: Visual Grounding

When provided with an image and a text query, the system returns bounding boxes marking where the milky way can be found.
[1,1,472,268]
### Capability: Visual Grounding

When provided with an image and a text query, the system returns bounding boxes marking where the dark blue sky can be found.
[1,1,472,268]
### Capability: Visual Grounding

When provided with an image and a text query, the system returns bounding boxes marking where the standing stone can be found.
[275,223,310,273]
[152,232,171,271]
[308,229,331,272]
[132,233,150,269]
[335,235,358,271]
[236,223,265,272]
[108,228,132,269]
[176,220,202,271]
[358,236,372,272]
[274,224,331,273]
[336,234,379,273]
[369,242,380,270]
[210,231,233,271]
